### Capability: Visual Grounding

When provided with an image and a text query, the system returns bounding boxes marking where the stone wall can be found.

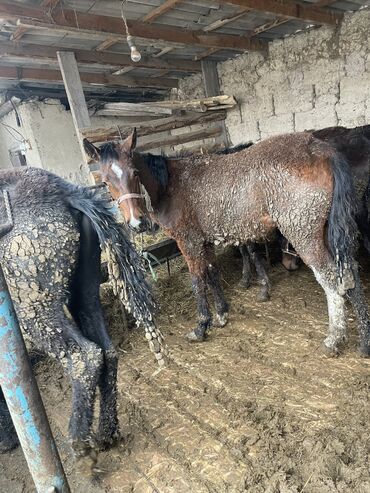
[179,9,370,146]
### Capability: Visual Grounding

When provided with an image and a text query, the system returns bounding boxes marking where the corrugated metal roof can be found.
[0,0,368,102]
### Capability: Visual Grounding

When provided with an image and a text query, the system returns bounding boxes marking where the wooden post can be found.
[201,60,229,147]
[57,51,93,184]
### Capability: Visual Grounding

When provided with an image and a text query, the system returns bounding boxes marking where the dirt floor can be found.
[1,246,370,493]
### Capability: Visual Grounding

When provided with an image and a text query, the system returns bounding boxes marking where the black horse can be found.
[0,167,164,463]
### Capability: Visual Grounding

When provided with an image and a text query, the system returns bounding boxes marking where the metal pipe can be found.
[0,266,70,493]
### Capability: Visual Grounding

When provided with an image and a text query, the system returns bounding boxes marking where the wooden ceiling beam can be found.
[142,0,183,23]
[0,41,201,73]
[217,0,342,25]
[0,66,178,89]
[0,2,267,52]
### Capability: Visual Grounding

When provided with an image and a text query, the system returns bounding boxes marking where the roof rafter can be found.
[142,0,183,23]
[0,41,201,73]
[0,2,267,52]
[0,66,178,89]
[218,0,342,25]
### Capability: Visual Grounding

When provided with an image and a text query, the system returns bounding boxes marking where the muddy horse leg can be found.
[239,244,252,288]
[177,240,212,342]
[204,244,229,327]
[69,215,119,449]
[346,267,370,356]
[246,242,271,302]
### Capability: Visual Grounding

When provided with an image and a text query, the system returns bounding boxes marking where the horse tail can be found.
[327,151,358,293]
[64,185,166,365]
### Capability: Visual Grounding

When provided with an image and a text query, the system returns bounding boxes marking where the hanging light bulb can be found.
[127,35,141,63]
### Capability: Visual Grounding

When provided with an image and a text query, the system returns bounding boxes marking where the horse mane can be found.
[216,142,254,155]
[140,153,169,188]
[99,142,120,163]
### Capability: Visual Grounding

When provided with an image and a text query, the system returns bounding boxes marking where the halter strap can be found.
[117,192,145,205]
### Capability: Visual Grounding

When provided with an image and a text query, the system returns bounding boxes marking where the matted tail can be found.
[328,151,359,293]
[65,185,166,366]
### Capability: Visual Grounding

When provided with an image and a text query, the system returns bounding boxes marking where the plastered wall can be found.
[178,9,370,146]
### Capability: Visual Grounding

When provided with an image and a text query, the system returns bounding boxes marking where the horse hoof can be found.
[358,344,370,358]
[321,342,340,357]
[239,279,251,289]
[213,313,228,328]
[97,430,121,451]
[74,442,98,476]
[185,330,206,342]
[258,292,270,302]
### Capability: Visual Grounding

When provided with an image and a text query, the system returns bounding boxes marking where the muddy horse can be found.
[84,130,370,356]
[0,167,163,461]
[239,125,370,299]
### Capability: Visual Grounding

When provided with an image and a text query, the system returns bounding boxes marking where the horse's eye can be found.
[133,170,139,177]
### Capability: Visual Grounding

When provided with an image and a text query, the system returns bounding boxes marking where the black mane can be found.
[216,142,254,155]
[140,153,169,188]
[100,142,120,163]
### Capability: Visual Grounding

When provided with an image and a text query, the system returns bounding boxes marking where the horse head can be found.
[84,129,150,233]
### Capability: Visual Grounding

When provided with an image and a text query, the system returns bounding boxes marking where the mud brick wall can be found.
[178,9,370,146]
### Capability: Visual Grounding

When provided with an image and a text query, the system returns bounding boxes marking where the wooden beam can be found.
[0,66,178,89]
[94,102,173,117]
[112,66,136,76]
[252,18,289,36]
[142,0,183,23]
[153,47,175,57]
[194,47,220,61]
[202,7,252,32]
[81,111,227,142]
[41,0,61,8]
[201,60,229,147]
[136,126,222,152]
[0,41,201,73]
[56,51,92,183]
[0,3,268,52]
[95,37,123,52]
[217,0,342,25]
[10,25,28,41]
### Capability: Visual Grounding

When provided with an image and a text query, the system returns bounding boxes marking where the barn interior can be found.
[0,1,370,492]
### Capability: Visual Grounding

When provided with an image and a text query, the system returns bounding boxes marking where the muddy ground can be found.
[1,247,370,493]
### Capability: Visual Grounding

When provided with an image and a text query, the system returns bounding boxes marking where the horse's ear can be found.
[83,139,101,162]
[121,129,137,155]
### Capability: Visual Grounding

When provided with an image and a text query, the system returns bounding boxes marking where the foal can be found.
[84,130,370,356]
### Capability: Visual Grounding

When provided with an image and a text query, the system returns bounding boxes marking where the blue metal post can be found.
[0,266,70,493]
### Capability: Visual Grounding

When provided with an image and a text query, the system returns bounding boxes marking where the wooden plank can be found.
[56,51,92,184]
[94,102,173,116]
[0,40,201,73]
[142,0,183,23]
[201,60,229,147]
[0,65,178,89]
[111,67,136,76]
[217,0,342,25]
[41,0,61,7]
[57,51,90,130]
[0,3,268,52]
[81,110,227,142]
[95,37,123,52]
[202,7,252,32]
[145,95,236,111]
[136,126,222,152]
[10,25,28,41]
[252,18,289,35]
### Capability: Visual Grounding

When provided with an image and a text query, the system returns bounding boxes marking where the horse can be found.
[83,130,370,357]
[0,167,164,462]
[240,125,370,298]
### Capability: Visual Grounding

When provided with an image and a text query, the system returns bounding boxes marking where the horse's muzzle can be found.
[129,216,151,233]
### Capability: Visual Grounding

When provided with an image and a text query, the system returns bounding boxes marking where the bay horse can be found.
[84,130,370,356]
[0,167,163,462]
[240,125,370,297]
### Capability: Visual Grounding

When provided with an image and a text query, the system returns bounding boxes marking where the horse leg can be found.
[204,244,229,327]
[239,244,252,288]
[0,387,19,453]
[246,242,271,302]
[69,214,119,449]
[292,245,347,355]
[346,267,370,356]
[177,240,212,342]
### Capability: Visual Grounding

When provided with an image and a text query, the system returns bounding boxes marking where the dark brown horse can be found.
[84,130,370,356]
